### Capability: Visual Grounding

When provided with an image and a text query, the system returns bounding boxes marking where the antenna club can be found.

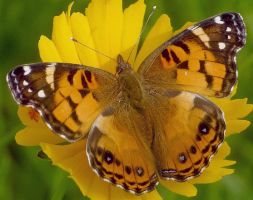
[152,5,157,10]
[70,37,77,42]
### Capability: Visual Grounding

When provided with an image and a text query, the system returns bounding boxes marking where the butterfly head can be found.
[115,55,146,110]
[116,55,132,75]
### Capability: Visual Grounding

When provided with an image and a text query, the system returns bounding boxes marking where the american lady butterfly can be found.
[7,12,246,194]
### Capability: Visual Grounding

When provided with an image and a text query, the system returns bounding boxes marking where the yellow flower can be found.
[15,0,253,199]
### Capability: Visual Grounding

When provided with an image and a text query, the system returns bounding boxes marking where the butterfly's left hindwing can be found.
[7,63,117,141]
[139,12,246,98]
[86,107,158,195]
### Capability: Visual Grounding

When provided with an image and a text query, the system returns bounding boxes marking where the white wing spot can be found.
[23,65,31,76]
[236,28,241,35]
[214,16,224,24]
[13,77,19,84]
[28,88,33,93]
[227,35,231,40]
[218,42,226,50]
[16,86,21,93]
[23,80,29,86]
[38,90,46,98]
[226,27,232,32]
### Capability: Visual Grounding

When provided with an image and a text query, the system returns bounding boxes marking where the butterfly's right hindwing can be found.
[150,91,226,181]
[7,63,117,141]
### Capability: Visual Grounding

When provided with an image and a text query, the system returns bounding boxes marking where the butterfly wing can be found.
[138,12,246,97]
[7,63,117,141]
[86,106,158,194]
[149,91,225,181]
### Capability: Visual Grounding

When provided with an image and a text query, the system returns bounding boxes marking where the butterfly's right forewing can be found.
[138,13,246,98]
[7,63,117,141]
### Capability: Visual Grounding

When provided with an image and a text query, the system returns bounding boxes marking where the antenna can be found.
[70,37,116,62]
[127,5,157,63]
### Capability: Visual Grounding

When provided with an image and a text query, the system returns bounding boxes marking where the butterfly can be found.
[7,12,246,194]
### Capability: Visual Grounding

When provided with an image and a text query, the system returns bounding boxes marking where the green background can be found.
[0,0,253,199]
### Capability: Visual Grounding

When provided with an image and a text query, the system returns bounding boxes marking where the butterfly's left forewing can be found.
[7,63,117,141]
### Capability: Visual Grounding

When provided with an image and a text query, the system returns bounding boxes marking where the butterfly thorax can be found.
[116,55,145,109]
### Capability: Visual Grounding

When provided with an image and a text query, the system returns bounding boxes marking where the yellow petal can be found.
[142,189,162,200]
[18,106,44,127]
[67,1,74,19]
[213,142,231,160]
[161,180,197,197]
[213,98,253,120]
[41,140,95,195]
[191,167,234,184]
[121,0,146,65]
[226,120,251,135]
[17,106,64,145]
[109,186,134,200]
[134,14,173,70]
[172,22,193,36]
[41,140,86,163]
[70,12,100,67]
[86,0,123,73]
[110,186,137,200]
[211,159,236,168]
[41,140,112,199]
[70,153,96,196]
[86,175,110,200]
[190,142,235,184]
[52,11,80,63]
[38,36,62,62]
[192,156,235,184]
[41,140,162,199]
[16,127,63,146]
